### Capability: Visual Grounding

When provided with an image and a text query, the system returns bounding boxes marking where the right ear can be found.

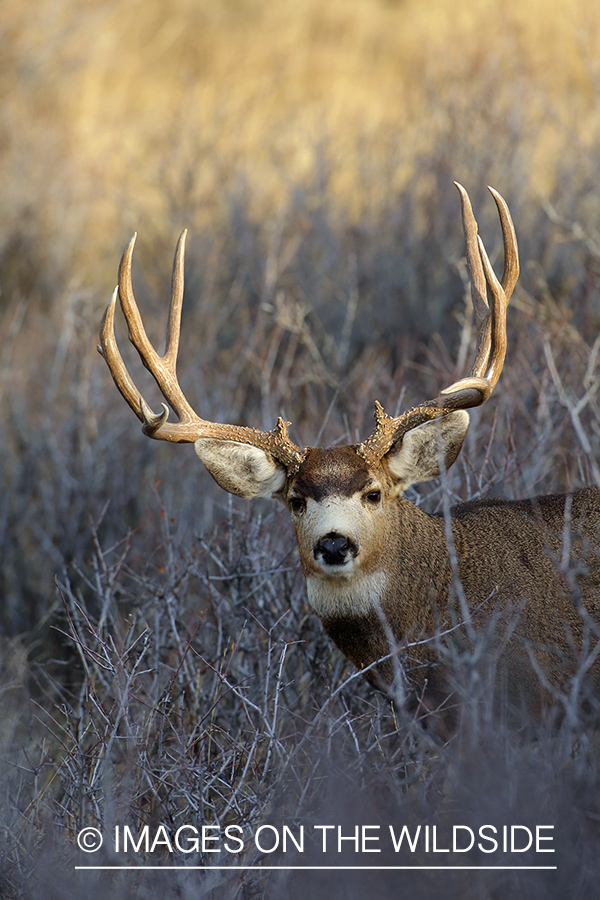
[384,410,469,490]
[194,438,288,499]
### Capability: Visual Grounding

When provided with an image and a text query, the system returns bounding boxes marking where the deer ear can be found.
[194,439,288,499]
[384,410,469,489]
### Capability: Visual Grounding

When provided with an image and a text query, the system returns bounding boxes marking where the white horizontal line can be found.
[75,865,558,871]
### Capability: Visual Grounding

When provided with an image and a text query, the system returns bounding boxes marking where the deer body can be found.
[277,444,600,705]
[99,183,600,712]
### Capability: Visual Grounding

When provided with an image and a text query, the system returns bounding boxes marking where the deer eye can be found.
[365,490,381,505]
[289,497,306,515]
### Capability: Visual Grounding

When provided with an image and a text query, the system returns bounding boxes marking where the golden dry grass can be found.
[3,0,600,288]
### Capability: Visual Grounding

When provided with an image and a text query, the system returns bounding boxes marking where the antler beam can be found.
[358,183,519,465]
[98,231,306,471]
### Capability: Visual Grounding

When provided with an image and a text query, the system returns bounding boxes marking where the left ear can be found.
[194,438,288,499]
[384,410,469,488]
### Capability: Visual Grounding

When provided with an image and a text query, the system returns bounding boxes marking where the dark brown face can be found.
[285,446,392,578]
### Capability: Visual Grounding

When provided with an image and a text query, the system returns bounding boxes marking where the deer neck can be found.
[307,500,453,677]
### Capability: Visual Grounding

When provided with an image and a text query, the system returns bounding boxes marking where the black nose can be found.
[314,532,358,566]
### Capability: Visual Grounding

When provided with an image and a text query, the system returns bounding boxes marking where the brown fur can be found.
[288,447,600,712]
[292,447,376,500]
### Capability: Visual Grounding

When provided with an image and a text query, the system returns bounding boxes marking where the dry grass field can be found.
[2,0,600,897]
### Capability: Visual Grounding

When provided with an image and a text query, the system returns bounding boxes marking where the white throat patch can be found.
[306,570,388,619]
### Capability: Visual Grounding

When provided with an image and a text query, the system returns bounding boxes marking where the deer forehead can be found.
[288,446,383,501]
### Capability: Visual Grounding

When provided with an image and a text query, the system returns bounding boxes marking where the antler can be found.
[99,231,306,473]
[358,183,519,465]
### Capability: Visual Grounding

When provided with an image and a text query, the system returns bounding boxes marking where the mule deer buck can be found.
[99,183,600,714]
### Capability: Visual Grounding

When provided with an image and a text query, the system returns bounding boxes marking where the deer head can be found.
[100,183,517,559]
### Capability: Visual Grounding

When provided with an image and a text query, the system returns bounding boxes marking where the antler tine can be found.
[117,230,198,426]
[100,232,307,470]
[476,233,508,391]
[454,181,492,385]
[453,183,519,384]
[358,183,519,465]
[98,235,196,438]
[164,229,186,367]
[440,183,518,401]
[455,181,488,327]
[99,286,147,423]
[488,185,519,302]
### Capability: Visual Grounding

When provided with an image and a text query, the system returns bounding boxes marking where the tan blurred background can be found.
[3,0,600,291]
